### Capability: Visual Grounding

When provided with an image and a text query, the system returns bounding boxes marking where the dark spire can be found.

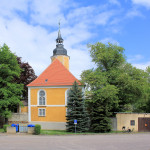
[53,21,67,56]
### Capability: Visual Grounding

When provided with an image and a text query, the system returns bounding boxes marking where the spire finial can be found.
[56,19,63,44]
[53,20,67,56]
[58,19,61,31]
[58,19,62,39]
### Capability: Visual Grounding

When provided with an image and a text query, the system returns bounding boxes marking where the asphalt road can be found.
[0,133,150,150]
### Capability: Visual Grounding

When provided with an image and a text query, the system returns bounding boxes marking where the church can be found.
[26,27,83,130]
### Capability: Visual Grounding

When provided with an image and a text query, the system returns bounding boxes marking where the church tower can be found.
[27,23,82,130]
[51,23,70,70]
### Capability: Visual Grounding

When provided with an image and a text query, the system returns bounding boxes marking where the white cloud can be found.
[0,15,93,78]
[30,0,69,26]
[0,0,28,18]
[0,0,95,79]
[100,37,119,45]
[132,0,150,8]
[132,62,150,70]
[109,0,121,6]
[127,54,144,63]
[95,11,115,25]
[69,48,93,79]
[67,6,95,24]
[0,0,147,79]
[127,55,150,71]
[126,8,144,18]
[0,17,54,74]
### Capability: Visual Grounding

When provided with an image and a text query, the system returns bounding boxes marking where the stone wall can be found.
[110,117,117,131]
[8,113,28,124]
[7,127,16,134]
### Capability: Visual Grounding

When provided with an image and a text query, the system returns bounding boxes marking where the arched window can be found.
[39,90,46,105]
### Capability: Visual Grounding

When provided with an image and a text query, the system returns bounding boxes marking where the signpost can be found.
[74,119,77,134]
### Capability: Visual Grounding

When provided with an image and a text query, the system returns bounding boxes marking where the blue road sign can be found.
[74,119,77,124]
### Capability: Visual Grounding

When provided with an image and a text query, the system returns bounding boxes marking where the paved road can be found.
[0,133,150,150]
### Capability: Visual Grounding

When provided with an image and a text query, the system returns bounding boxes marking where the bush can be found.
[34,124,41,135]
[3,124,11,132]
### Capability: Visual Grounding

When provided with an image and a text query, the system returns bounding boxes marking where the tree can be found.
[115,63,149,112]
[81,42,149,132]
[14,57,37,101]
[0,44,23,120]
[66,81,89,132]
[82,69,118,132]
[145,67,150,112]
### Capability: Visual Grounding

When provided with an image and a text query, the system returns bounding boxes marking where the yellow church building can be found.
[27,28,82,130]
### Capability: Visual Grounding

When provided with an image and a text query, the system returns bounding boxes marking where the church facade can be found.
[27,28,82,129]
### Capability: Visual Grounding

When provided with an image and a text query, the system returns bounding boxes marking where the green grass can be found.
[40,130,122,135]
[41,130,77,135]
[0,128,135,135]
[0,128,4,133]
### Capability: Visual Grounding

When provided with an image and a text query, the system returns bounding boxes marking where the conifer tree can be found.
[66,81,89,132]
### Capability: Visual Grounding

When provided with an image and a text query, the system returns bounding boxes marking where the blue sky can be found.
[0,0,150,79]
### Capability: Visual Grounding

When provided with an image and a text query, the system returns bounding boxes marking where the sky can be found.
[0,0,150,79]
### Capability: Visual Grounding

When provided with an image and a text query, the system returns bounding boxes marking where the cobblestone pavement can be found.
[0,133,150,150]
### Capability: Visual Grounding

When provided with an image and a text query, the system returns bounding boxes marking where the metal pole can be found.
[75,124,76,134]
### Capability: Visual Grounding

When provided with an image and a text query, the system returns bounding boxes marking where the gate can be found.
[138,117,150,132]
[110,117,117,131]
[19,126,28,133]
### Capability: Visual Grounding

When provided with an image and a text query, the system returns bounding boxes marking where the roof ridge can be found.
[27,58,81,87]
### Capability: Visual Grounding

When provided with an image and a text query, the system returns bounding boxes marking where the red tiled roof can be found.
[27,59,81,87]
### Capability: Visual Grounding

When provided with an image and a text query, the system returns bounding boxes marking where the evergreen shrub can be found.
[3,124,11,132]
[34,124,41,135]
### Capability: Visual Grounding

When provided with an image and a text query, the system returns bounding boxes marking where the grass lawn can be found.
[41,130,122,135]
[41,130,78,135]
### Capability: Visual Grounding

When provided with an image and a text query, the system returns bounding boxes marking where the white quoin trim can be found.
[28,87,31,122]
[65,89,70,106]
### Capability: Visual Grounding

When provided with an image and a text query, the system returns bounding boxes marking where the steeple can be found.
[51,21,70,70]
[53,22,67,56]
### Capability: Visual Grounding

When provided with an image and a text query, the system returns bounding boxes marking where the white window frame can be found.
[37,89,46,106]
[38,108,46,117]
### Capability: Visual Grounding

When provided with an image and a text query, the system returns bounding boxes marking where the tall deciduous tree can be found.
[82,69,118,132]
[0,44,23,119]
[66,81,89,132]
[15,57,37,101]
[145,67,150,112]
[81,42,149,132]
